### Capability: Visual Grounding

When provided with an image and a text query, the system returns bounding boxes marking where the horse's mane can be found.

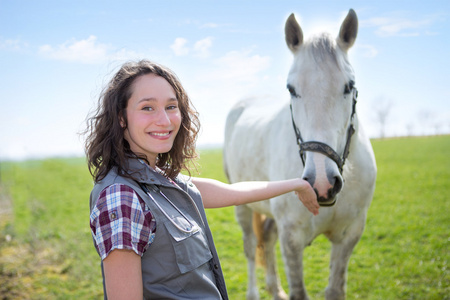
[306,33,354,80]
[308,33,337,63]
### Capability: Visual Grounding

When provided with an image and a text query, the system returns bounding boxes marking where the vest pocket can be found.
[163,218,213,274]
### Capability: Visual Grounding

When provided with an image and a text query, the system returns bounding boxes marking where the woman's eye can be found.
[142,106,153,111]
[167,105,178,110]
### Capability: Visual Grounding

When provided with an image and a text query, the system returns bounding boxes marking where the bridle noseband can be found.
[289,87,358,175]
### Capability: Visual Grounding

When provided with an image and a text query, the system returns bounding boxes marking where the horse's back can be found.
[224,96,289,183]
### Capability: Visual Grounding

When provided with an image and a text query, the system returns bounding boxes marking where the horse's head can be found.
[285,9,358,206]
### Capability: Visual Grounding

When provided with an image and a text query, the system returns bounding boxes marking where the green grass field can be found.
[0,135,449,299]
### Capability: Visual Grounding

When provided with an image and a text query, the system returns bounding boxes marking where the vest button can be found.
[214,264,219,269]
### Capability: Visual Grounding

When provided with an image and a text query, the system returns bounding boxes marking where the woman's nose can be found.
[155,110,171,126]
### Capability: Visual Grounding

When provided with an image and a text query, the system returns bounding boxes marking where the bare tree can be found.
[406,122,415,137]
[434,122,442,135]
[418,110,433,136]
[372,96,393,138]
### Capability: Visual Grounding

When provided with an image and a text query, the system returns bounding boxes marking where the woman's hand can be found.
[294,179,319,216]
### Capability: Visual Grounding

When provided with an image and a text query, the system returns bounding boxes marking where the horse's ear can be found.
[285,13,303,53]
[337,9,358,52]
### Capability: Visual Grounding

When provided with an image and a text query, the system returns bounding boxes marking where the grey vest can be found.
[90,159,228,299]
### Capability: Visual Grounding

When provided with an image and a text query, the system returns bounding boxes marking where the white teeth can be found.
[151,132,170,137]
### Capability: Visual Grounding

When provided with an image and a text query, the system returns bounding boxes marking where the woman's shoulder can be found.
[90,182,155,259]
[91,168,144,203]
[95,183,142,210]
[173,173,191,190]
[174,174,203,199]
[99,182,138,197]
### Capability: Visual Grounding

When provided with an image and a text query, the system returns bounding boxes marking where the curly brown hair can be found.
[84,60,200,182]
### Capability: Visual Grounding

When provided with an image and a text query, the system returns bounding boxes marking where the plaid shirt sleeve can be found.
[90,183,156,260]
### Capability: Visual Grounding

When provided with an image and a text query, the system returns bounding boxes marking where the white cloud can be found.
[170,37,214,58]
[185,48,273,146]
[362,14,441,37]
[356,44,378,58]
[37,36,145,64]
[212,48,271,83]
[376,19,423,37]
[200,23,219,29]
[0,38,28,51]
[109,48,145,62]
[194,37,213,58]
[38,35,110,64]
[170,37,189,56]
[189,47,272,109]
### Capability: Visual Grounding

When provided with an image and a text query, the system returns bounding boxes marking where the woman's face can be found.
[123,74,182,167]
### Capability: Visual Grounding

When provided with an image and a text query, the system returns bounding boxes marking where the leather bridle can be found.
[289,85,358,175]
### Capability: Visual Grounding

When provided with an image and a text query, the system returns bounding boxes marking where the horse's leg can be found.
[262,218,288,300]
[235,205,259,300]
[278,224,309,300]
[325,221,365,300]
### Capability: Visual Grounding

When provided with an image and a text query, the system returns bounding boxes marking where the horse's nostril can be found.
[331,176,343,195]
[302,176,314,187]
[313,188,319,198]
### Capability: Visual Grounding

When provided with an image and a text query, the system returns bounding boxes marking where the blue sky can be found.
[1,0,449,160]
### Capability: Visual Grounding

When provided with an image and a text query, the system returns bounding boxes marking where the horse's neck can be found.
[348,114,376,169]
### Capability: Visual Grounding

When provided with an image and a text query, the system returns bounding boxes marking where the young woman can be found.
[85,60,319,300]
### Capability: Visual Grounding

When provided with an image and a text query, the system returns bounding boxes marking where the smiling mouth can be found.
[150,131,171,137]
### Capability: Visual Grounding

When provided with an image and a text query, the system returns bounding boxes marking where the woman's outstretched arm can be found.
[192,177,319,215]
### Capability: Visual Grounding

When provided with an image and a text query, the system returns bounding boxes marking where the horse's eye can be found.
[287,84,300,98]
[344,80,355,94]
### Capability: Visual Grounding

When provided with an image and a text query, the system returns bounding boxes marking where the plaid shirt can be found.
[90,183,156,260]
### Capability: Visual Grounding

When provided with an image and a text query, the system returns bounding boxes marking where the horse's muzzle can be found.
[308,175,342,207]
[317,196,337,207]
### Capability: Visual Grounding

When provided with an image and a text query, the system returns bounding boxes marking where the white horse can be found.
[223,9,376,300]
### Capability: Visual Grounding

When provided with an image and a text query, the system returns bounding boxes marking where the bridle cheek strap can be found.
[290,88,357,175]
